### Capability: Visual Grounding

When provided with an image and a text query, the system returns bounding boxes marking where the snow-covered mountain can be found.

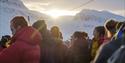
[0,0,48,38]
[0,0,28,10]
[0,0,125,41]
[57,9,125,40]
[75,9,125,21]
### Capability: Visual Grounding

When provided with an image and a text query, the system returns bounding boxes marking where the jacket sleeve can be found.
[93,44,111,63]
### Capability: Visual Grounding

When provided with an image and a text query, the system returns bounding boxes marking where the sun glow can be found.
[43,9,78,18]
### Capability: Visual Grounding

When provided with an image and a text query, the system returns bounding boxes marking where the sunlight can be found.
[44,9,78,18]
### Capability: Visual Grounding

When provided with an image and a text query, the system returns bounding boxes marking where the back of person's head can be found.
[122,22,125,33]
[32,20,47,33]
[51,26,59,31]
[82,31,88,39]
[115,22,125,40]
[50,26,61,39]
[122,22,125,43]
[10,16,28,35]
[0,35,11,48]
[115,22,124,31]
[32,20,54,45]
[93,26,105,38]
[113,22,125,45]
[72,31,86,39]
[71,31,88,48]
[104,19,118,34]
[11,16,28,29]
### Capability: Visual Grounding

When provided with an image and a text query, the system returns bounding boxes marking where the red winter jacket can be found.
[0,26,42,63]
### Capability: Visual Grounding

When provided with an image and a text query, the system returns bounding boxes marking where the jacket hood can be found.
[11,26,42,45]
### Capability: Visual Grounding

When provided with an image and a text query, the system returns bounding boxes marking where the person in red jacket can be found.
[0,16,42,63]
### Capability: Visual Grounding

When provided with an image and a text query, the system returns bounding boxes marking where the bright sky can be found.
[21,0,125,17]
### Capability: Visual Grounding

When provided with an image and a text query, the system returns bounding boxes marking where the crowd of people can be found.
[0,16,125,63]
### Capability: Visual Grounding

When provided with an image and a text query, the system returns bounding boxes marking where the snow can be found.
[0,0,42,37]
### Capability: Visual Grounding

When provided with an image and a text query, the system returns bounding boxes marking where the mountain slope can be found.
[59,9,125,40]
[0,0,46,37]
[0,0,125,40]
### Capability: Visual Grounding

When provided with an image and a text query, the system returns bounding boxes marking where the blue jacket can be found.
[94,38,122,63]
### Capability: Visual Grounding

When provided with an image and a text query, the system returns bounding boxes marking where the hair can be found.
[104,19,118,34]
[50,26,63,39]
[82,32,88,37]
[115,22,124,31]
[32,20,47,32]
[73,31,86,39]
[94,26,105,37]
[51,26,59,31]
[123,22,125,32]
[11,16,28,29]
[121,23,125,44]
[115,22,125,42]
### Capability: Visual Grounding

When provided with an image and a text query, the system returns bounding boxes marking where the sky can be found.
[21,0,125,17]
